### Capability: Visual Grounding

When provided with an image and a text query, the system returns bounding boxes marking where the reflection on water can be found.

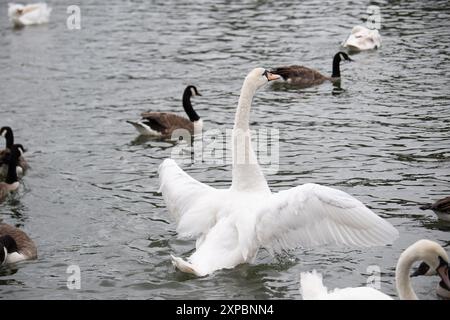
[0,0,449,299]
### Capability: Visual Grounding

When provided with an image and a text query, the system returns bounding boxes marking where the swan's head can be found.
[245,68,280,90]
[186,85,201,97]
[0,235,18,265]
[342,26,381,52]
[8,3,25,18]
[403,240,450,289]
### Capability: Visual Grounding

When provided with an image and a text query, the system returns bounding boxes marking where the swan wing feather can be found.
[158,159,219,238]
[256,183,398,252]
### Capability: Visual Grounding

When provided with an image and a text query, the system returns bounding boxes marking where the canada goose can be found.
[0,145,23,203]
[0,222,37,265]
[159,68,398,277]
[342,26,382,52]
[270,52,353,88]
[8,3,51,28]
[300,240,450,300]
[420,197,450,222]
[127,85,202,138]
[0,127,28,178]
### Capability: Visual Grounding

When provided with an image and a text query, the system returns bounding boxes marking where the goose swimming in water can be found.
[0,145,23,203]
[300,239,450,300]
[0,222,37,265]
[270,52,353,88]
[420,196,450,222]
[158,68,398,277]
[127,85,202,138]
[0,127,28,179]
[8,3,52,28]
[342,26,382,52]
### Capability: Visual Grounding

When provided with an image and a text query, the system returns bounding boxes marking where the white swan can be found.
[342,26,381,52]
[159,67,398,277]
[300,239,450,300]
[8,3,51,28]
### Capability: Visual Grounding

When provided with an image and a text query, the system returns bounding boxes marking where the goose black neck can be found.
[5,151,19,184]
[183,88,200,122]
[332,53,342,78]
[0,235,18,254]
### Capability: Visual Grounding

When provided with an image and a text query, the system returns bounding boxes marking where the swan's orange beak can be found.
[267,72,280,81]
[264,70,280,81]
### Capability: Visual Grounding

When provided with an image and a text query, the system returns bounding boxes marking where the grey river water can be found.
[0,0,449,299]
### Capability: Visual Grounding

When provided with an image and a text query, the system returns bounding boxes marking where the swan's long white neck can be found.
[231,77,270,193]
[395,248,419,300]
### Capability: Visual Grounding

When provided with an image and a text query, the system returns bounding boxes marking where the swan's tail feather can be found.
[171,255,202,276]
[300,270,328,300]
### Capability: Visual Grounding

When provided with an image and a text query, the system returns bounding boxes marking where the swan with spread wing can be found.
[158,68,399,276]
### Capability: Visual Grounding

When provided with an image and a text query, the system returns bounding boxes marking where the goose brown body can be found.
[0,223,37,262]
[138,112,196,138]
[270,66,331,87]
[271,52,352,88]
[127,85,202,138]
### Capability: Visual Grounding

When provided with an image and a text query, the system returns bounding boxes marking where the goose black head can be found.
[9,144,23,160]
[183,86,202,122]
[13,144,26,156]
[336,51,353,62]
[331,52,354,78]
[186,85,202,97]
[0,127,14,148]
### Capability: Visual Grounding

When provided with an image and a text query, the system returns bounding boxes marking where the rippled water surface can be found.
[0,0,449,299]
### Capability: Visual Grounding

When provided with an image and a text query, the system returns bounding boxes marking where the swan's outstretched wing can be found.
[256,183,398,252]
[158,159,219,239]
